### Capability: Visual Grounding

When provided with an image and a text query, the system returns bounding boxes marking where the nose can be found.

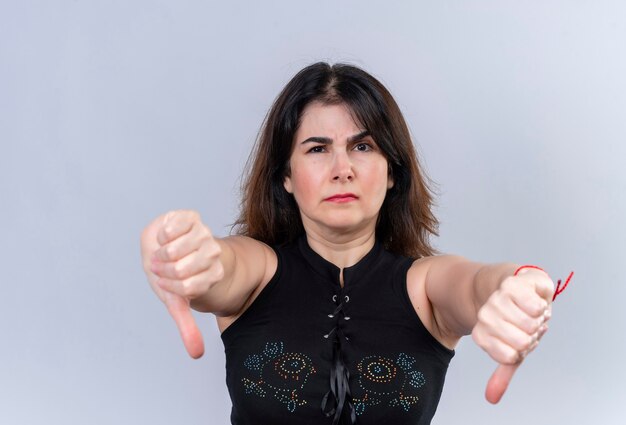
[331,151,354,182]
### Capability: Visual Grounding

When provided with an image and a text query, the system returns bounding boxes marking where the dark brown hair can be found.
[233,62,438,258]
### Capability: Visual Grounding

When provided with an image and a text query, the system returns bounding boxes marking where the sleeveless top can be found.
[220,236,455,425]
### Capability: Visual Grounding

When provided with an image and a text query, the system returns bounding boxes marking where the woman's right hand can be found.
[140,210,225,359]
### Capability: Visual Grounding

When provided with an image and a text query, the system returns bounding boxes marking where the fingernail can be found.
[538,324,549,337]
[543,308,552,321]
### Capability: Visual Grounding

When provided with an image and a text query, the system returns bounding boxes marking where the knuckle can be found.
[163,225,175,240]
[477,307,489,324]
[510,337,524,351]
[201,253,213,270]
[476,311,486,325]
[187,211,202,228]
[520,314,536,331]
[173,262,187,279]
[501,277,516,289]
[526,317,541,333]
[198,231,210,241]
[199,232,213,247]
[164,210,176,223]
[496,288,512,303]
[534,300,548,315]
[158,278,172,293]
[164,245,176,261]
[543,307,552,321]
[207,242,222,259]
[522,334,534,350]
[181,280,195,298]
[540,276,555,292]
[151,248,161,261]
[155,277,164,288]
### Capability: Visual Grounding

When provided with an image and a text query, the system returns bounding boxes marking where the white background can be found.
[1,1,624,424]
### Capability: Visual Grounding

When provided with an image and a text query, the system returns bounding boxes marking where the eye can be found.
[307,145,326,153]
[353,142,372,152]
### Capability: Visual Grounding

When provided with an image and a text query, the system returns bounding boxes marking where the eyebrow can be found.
[300,130,371,145]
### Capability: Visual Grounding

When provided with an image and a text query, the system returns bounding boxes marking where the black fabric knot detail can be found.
[321,296,356,425]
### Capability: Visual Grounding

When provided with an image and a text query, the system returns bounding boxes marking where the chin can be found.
[301,210,378,235]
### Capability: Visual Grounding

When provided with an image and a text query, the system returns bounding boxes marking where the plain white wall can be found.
[2,1,624,424]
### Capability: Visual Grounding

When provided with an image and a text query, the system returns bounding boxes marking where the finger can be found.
[161,291,205,359]
[486,319,537,354]
[535,280,555,303]
[476,300,543,347]
[153,232,201,263]
[154,223,214,263]
[156,267,223,298]
[152,249,212,281]
[542,306,552,323]
[488,295,545,335]
[485,363,520,404]
[513,270,555,304]
[499,278,547,319]
[510,287,549,318]
[484,323,549,404]
[528,327,544,348]
[475,331,526,365]
[156,210,199,246]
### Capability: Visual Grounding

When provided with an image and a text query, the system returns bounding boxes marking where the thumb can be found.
[485,363,521,404]
[161,291,205,359]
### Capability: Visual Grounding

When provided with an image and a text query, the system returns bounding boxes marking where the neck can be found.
[305,229,376,271]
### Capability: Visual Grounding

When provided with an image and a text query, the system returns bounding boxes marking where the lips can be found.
[324,193,358,202]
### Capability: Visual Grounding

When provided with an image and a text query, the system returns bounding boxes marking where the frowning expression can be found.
[283,102,393,237]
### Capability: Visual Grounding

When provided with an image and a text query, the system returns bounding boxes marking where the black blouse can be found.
[221,236,454,425]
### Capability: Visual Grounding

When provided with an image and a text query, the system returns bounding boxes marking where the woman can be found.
[140,63,554,425]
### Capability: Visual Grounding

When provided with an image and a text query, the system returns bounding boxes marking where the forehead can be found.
[295,102,363,139]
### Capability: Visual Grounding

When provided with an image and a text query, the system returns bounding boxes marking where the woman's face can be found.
[284,102,393,238]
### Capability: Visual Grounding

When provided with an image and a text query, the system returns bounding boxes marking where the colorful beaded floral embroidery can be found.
[242,342,316,413]
[353,353,426,416]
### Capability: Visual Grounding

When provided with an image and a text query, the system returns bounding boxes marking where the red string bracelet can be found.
[514,265,574,302]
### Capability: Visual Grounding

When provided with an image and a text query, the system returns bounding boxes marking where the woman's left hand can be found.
[471,268,555,403]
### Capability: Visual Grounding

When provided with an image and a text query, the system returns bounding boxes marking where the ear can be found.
[283,175,293,194]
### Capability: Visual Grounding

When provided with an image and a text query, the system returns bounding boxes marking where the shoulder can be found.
[406,256,463,350]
